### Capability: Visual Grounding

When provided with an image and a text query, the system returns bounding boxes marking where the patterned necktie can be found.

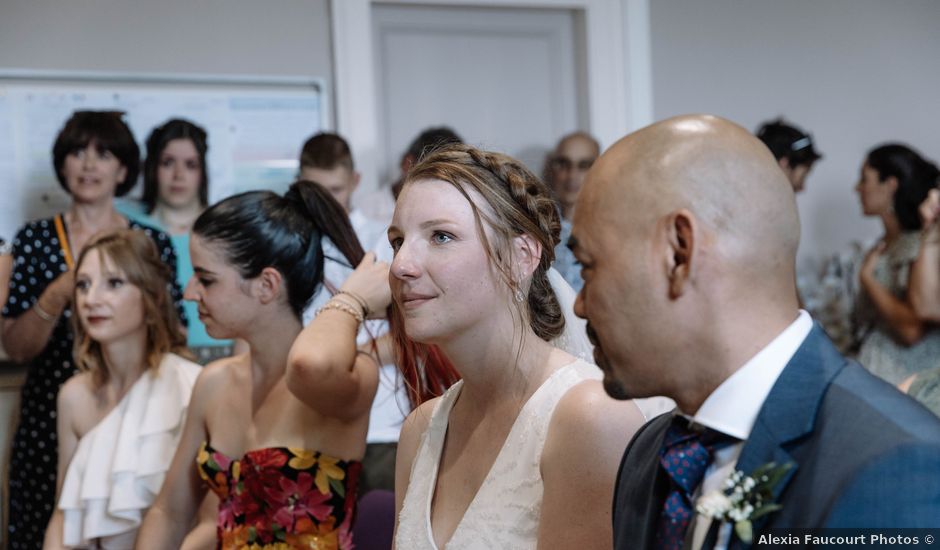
[655,417,736,550]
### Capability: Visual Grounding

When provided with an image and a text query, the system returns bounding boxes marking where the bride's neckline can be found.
[424,359,583,549]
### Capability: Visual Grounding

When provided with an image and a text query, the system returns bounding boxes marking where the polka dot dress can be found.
[1,216,185,549]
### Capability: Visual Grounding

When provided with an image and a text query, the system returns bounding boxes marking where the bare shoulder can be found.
[57,371,96,411]
[545,380,646,462]
[200,353,245,384]
[401,396,441,443]
[555,380,645,428]
[191,354,245,405]
[395,396,442,496]
[397,397,443,467]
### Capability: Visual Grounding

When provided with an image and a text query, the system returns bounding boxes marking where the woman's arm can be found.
[910,191,940,321]
[910,225,940,321]
[179,493,220,550]
[2,270,73,363]
[860,243,925,346]
[537,382,646,550]
[136,364,217,549]
[0,252,11,347]
[286,253,390,421]
[42,376,86,550]
[391,399,437,549]
[361,332,395,367]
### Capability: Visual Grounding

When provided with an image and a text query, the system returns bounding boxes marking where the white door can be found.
[371,3,586,184]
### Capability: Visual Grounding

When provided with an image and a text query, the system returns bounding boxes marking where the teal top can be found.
[116,199,231,349]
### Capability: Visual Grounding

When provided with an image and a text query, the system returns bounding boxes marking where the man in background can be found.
[300,132,389,257]
[546,131,600,291]
[299,132,406,497]
[359,126,463,225]
[756,118,822,192]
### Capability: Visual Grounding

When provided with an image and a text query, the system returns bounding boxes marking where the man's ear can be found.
[512,233,543,282]
[255,267,284,305]
[665,209,695,299]
[778,157,791,171]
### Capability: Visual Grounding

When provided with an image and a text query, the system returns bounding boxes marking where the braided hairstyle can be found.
[391,143,564,406]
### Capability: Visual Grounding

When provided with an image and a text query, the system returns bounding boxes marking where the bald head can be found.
[571,115,802,411]
[555,131,600,157]
[582,115,799,284]
[550,131,601,219]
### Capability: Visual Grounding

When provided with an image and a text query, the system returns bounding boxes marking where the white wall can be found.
[649,0,940,265]
[0,2,335,522]
[0,0,333,94]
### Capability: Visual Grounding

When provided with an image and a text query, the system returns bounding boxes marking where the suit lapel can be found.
[614,413,674,550]
[727,325,846,550]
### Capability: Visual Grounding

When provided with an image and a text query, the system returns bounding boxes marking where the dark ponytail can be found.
[287,180,365,269]
[192,180,364,319]
[867,143,940,231]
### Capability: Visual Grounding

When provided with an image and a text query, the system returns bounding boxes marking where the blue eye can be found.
[432,231,453,245]
[107,277,125,288]
[75,279,90,291]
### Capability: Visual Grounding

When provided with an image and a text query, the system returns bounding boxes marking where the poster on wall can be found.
[0,72,325,240]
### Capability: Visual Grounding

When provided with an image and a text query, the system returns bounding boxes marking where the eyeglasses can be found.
[551,156,594,173]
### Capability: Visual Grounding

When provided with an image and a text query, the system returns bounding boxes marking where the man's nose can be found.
[573,288,586,319]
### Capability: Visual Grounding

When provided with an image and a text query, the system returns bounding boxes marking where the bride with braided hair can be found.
[389,143,645,549]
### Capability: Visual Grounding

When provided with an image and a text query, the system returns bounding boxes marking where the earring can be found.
[514,288,525,303]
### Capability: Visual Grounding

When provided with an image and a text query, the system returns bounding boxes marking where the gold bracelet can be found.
[316,299,364,324]
[335,290,370,317]
[34,301,57,323]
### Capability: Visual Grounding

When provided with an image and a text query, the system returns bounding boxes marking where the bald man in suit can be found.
[569,115,940,549]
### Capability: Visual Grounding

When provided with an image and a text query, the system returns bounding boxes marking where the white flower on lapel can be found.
[695,462,794,544]
[696,491,732,518]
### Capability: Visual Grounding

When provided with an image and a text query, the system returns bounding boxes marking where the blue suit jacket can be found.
[612,325,940,549]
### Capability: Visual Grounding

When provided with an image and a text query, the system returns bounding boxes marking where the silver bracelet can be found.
[34,302,57,323]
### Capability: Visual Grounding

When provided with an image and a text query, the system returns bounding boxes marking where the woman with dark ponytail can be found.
[853,143,940,384]
[389,144,645,549]
[138,180,389,549]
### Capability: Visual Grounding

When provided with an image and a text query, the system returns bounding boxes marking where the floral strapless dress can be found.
[197,441,361,549]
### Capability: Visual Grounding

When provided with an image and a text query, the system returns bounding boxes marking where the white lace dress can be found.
[58,353,200,549]
[395,359,600,550]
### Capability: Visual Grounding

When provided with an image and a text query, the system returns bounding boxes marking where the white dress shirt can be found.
[301,213,408,444]
[350,208,393,262]
[685,310,813,550]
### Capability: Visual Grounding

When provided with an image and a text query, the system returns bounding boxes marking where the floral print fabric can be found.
[197,442,361,549]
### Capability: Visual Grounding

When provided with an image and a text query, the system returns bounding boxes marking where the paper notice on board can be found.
[0,91,16,240]
[0,80,322,237]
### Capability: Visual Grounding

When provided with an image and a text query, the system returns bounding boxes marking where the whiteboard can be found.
[0,70,326,240]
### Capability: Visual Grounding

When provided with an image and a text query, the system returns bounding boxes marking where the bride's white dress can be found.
[395,359,600,550]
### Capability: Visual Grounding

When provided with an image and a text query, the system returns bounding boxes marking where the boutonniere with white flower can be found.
[695,461,794,544]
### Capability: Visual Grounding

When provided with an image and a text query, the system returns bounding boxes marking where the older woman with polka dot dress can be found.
[1,111,185,549]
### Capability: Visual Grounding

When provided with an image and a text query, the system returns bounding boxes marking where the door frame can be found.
[331,0,653,192]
